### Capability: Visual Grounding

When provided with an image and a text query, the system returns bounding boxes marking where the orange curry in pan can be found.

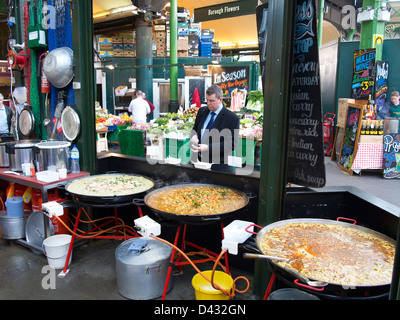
[146,185,247,215]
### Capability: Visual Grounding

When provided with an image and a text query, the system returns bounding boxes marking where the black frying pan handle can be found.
[133,198,145,206]
[245,192,257,199]
[200,215,221,221]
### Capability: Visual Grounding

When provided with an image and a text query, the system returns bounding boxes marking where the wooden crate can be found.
[184,65,203,76]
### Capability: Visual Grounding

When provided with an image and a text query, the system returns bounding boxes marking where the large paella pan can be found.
[143,183,250,224]
[254,218,396,291]
[65,173,154,204]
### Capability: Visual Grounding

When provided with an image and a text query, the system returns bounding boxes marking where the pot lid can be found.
[61,106,80,141]
[36,141,71,149]
[25,211,54,250]
[115,238,172,266]
[43,47,74,89]
[18,108,35,137]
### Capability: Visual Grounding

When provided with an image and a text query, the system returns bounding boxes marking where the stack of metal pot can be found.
[5,140,71,172]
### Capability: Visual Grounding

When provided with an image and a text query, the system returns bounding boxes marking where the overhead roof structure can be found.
[92,1,400,50]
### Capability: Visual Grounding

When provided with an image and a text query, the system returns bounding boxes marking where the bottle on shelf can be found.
[378,120,384,135]
[365,120,370,135]
[70,144,80,174]
[370,120,375,135]
[360,120,366,135]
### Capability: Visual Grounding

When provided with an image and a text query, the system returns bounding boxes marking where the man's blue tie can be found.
[205,112,216,130]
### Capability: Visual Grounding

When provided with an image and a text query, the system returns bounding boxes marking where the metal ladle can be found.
[243,253,328,288]
[243,252,289,262]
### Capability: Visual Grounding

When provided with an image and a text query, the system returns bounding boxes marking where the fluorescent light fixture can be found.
[110,5,137,14]
[93,11,110,19]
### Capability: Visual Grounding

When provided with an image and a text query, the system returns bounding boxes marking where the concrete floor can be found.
[0,156,399,301]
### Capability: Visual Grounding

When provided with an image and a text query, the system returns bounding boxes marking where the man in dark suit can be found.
[190,84,240,173]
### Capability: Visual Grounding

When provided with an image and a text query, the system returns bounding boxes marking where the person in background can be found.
[190,84,240,173]
[377,91,400,119]
[128,90,150,123]
[0,94,14,134]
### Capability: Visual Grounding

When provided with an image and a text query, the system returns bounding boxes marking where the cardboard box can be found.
[113,44,124,50]
[337,98,355,128]
[100,44,113,51]
[100,51,113,58]
[178,50,188,57]
[154,24,166,31]
[99,37,113,45]
[112,37,123,44]
[155,31,166,38]
[113,50,124,57]
[177,38,188,50]
[123,43,135,50]
[359,134,383,144]
[124,50,135,57]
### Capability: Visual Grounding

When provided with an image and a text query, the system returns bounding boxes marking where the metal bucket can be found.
[384,118,400,134]
[115,238,173,300]
[0,211,26,239]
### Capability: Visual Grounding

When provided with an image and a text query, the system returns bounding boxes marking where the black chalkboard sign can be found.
[286,0,326,188]
[338,103,363,175]
[374,61,390,107]
[351,48,376,100]
[383,133,400,179]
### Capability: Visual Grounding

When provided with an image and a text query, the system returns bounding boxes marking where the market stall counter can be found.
[0,168,89,251]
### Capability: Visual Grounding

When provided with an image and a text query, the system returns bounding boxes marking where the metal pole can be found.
[71,0,96,174]
[136,14,154,104]
[318,0,324,47]
[253,0,294,297]
[169,0,179,112]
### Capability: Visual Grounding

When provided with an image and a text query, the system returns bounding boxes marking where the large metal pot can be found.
[0,142,9,167]
[5,140,40,171]
[143,183,250,224]
[43,47,73,88]
[0,134,15,167]
[384,117,399,134]
[33,140,71,172]
[115,238,173,300]
[254,218,395,298]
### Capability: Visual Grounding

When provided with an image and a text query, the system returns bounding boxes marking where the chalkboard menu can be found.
[286,0,326,188]
[383,133,400,179]
[351,48,376,100]
[374,61,390,107]
[338,103,363,175]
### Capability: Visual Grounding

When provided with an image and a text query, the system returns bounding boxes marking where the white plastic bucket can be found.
[42,234,72,269]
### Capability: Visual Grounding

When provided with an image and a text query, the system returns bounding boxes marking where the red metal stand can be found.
[58,205,143,277]
[263,273,276,300]
[161,221,230,300]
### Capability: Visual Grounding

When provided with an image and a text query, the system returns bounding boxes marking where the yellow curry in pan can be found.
[146,185,247,215]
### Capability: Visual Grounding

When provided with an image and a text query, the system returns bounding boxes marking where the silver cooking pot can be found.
[43,47,74,88]
[33,140,71,172]
[0,142,9,167]
[115,238,173,300]
[5,140,40,171]
[0,135,16,167]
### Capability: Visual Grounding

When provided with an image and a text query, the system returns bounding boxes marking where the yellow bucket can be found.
[192,270,233,300]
